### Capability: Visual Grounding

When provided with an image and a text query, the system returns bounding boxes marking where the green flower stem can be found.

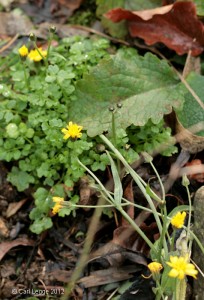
[100,134,163,240]
[148,159,168,257]
[21,60,29,90]
[78,159,115,205]
[190,231,204,255]
[62,203,130,209]
[149,160,165,202]
[78,157,156,253]
[159,205,169,259]
[117,205,156,251]
[185,180,192,242]
[170,229,176,252]
[33,42,45,60]
[45,31,54,68]
[111,110,120,172]
[155,279,165,300]
[175,279,186,300]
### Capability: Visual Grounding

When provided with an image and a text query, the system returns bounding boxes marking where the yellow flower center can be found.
[61,121,83,140]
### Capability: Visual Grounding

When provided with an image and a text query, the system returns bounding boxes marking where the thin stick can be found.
[0,34,19,53]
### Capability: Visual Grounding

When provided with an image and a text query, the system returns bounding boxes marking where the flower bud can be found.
[50,26,57,33]
[29,33,36,42]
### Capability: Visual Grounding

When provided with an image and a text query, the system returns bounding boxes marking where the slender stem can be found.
[190,231,204,255]
[176,279,186,300]
[185,182,192,242]
[170,229,176,253]
[22,61,29,90]
[33,41,46,62]
[46,32,53,68]
[155,279,166,300]
[149,160,165,202]
[111,111,120,172]
[100,134,163,237]
[117,205,156,252]
[159,205,169,259]
[61,196,105,300]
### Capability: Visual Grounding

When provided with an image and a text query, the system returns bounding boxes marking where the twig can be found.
[0,34,19,54]
[68,24,130,46]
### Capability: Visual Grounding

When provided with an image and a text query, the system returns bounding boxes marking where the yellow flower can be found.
[28,47,47,62]
[148,262,163,274]
[53,196,64,203]
[61,121,83,140]
[167,255,198,280]
[18,45,29,57]
[52,197,64,215]
[171,211,186,229]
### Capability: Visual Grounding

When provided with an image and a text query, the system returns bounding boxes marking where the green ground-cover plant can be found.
[0,32,177,234]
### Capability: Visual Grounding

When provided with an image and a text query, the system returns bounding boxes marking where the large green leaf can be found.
[70,48,183,137]
[176,73,204,136]
[96,0,128,38]
[125,0,161,10]
[193,0,204,16]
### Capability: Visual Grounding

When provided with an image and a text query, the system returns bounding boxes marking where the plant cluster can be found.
[0,32,177,234]
[58,136,199,300]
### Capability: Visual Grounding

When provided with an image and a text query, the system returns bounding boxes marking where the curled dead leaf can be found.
[175,118,204,153]
[0,238,35,261]
[105,2,204,55]
[165,111,204,154]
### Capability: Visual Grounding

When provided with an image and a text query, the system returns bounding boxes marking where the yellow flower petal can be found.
[18,45,29,57]
[52,197,64,215]
[168,269,180,278]
[52,196,64,203]
[28,47,47,62]
[171,211,186,229]
[148,262,163,274]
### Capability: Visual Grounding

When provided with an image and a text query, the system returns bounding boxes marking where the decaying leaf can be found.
[57,0,84,10]
[6,198,28,218]
[122,180,134,226]
[184,160,204,183]
[89,242,147,268]
[0,12,33,36]
[0,217,9,238]
[78,265,142,288]
[105,2,204,55]
[0,238,35,261]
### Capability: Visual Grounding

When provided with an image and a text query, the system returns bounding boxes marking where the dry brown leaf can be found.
[0,238,35,261]
[0,217,9,238]
[105,2,204,55]
[57,0,84,10]
[0,12,33,36]
[122,180,134,226]
[78,265,141,288]
[6,198,28,218]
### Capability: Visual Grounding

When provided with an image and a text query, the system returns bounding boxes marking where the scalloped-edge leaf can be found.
[69,48,184,137]
[193,0,204,16]
[176,72,204,137]
[96,0,127,38]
